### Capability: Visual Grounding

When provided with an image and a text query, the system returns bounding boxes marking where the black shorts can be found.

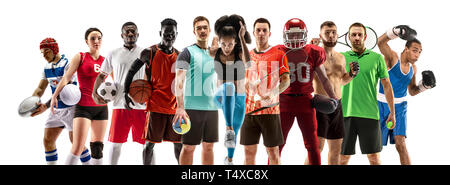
[240,114,284,147]
[145,112,181,143]
[181,110,219,145]
[341,117,382,155]
[74,105,108,120]
[316,101,344,139]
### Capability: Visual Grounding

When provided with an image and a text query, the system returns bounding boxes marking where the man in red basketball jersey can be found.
[123,18,182,165]
[93,22,147,165]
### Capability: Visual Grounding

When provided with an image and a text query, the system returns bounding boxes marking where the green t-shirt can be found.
[176,44,218,111]
[341,49,389,120]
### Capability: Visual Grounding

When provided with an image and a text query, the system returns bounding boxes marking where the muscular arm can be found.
[209,36,219,58]
[175,69,187,109]
[278,73,290,95]
[239,37,251,63]
[408,64,421,96]
[380,78,396,115]
[315,65,337,99]
[378,33,399,69]
[92,72,108,104]
[32,79,48,97]
[340,54,354,85]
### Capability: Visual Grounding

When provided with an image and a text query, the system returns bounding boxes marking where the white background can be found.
[0,0,448,165]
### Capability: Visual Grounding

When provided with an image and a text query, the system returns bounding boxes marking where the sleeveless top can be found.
[378,60,413,102]
[77,52,106,106]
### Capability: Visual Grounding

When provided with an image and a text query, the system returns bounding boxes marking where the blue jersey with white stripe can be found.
[42,54,77,109]
[378,60,413,98]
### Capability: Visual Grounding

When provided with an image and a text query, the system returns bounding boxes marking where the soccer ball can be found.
[97,82,117,102]
[172,118,191,135]
[59,84,81,106]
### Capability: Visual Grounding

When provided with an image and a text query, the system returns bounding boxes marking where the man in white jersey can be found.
[32,38,92,165]
[93,22,147,165]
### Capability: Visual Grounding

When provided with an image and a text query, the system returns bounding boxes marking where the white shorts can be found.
[45,106,75,131]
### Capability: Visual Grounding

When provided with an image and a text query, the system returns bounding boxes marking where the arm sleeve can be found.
[176,47,191,70]
[124,59,145,93]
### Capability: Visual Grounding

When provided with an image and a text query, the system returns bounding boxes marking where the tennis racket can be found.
[247,48,308,115]
[338,26,378,50]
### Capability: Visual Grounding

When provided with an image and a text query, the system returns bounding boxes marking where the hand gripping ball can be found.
[172,118,191,135]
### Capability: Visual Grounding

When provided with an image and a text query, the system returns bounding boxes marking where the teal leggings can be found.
[213,82,246,159]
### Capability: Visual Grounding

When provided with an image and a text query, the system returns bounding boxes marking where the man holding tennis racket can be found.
[339,22,396,165]
[377,25,435,165]
[276,18,338,165]
[240,18,290,165]
[308,21,358,165]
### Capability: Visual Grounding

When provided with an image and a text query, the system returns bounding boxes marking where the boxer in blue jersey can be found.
[378,25,436,165]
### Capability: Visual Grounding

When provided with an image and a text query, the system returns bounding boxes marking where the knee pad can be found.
[90,142,104,159]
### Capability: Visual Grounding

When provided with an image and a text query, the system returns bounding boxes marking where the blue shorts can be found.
[378,101,407,145]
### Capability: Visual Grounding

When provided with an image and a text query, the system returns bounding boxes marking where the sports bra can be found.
[214,48,245,81]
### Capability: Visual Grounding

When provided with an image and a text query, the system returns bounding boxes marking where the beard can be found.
[323,40,337,47]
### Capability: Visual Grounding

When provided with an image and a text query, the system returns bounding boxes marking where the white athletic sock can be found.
[45,149,58,165]
[91,158,103,165]
[109,143,123,165]
[65,153,80,165]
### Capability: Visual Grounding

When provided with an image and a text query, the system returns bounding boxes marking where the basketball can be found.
[129,80,152,104]
[172,118,191,135]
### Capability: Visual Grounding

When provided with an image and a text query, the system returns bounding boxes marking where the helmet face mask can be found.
[283,18,307,49]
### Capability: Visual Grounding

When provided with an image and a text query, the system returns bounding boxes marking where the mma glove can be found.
[349,61,360,78]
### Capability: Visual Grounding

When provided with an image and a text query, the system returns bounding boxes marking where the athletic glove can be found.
[349,61,360,78]
[311,94,338,114]
[387,25,417,41]
[418,70,436,92]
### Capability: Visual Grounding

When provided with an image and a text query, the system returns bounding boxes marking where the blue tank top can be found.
[378,60,413,98]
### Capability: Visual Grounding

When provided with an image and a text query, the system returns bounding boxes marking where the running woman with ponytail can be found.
[209,14,251,165]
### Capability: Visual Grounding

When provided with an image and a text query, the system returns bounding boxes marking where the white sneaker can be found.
[224,156,234,165]
[224,130,236,148]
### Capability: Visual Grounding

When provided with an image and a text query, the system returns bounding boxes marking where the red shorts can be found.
[108,109,146,145]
